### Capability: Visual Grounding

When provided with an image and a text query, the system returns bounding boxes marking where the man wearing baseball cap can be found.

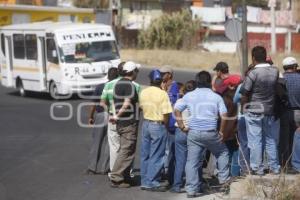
[282,57,300,174]
[107,61,141,188]
[101,61,141,176]
[212,62,230,94]
[139,69,173,192]
[159,66,180,186]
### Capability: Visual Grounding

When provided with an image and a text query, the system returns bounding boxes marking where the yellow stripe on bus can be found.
[14,67,39,72]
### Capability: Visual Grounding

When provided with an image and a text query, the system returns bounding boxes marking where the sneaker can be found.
[110,181,131,188]
[160,181,170,187]
[187,193,203,198]
[169,187,185,193]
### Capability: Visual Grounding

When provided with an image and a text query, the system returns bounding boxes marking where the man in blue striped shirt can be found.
[282,57,300,174]
[174,71,230,198]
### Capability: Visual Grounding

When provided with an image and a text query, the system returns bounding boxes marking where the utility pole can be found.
[269,0,277,54]
[241,0,248,76]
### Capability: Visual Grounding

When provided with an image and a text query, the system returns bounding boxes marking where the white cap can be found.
[122,61,141,72]
[282,57,298,66]
[160,65,173,74]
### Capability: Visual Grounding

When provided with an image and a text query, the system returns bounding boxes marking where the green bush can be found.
[138,10,200,50]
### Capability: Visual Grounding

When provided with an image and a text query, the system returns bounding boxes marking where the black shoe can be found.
[140,186,148,190]
[187,193,203,198]
[85,169,97,175]
[287,168,300,174]
[250,170,264,176]
[264,168,270,174]
[269,170,280,175]
[146,186,168,192]
[110,181,131,188]
[98,171,109,175]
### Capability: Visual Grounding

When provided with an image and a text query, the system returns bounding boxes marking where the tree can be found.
[138,10,200,50]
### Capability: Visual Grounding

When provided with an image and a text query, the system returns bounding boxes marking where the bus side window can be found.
[25,34,37,60]
[13,34,25,59]
[46,38,58,64]
[1,33,5,56]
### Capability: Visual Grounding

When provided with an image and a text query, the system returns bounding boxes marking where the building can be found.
[0,4,95,26]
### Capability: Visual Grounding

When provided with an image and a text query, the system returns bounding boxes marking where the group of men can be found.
[87,45,300,198]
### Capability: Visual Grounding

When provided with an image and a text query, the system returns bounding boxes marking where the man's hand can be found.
[88,118,94,125]
[219,131,225,143]
[109,115,118,124]
[180,126,189,133]
[161,82,167,91]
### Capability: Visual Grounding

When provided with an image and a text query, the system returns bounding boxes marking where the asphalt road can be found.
[0,68,221,200]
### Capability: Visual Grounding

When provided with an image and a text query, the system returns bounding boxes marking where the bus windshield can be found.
[60,40,120,63]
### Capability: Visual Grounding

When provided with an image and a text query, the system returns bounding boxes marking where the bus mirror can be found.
[52,50,57,58]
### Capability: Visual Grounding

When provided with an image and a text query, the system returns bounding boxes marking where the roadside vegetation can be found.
[138,9,200,50]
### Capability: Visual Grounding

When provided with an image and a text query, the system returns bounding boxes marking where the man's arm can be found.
[240,93,250,113]
[239,70,255,113]
[175,109,189,133]
[163,113,170,131]
[212,75,218,91]
[217,96,228,142]
[100,99,108,112]
[240,84,251,114]
[219,113,228,142]
[115,98,131,119]
[88,105,96,125]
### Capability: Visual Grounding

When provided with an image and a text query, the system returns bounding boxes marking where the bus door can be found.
[38,36,47,90]
[4,35,13,87]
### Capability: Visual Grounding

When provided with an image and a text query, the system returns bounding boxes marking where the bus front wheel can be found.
[49,82,59,100]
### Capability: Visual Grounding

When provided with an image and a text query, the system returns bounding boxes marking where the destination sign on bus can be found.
[58,30,114,44]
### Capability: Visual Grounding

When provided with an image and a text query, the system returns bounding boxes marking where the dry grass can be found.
[120,49,300,73]
[245,175,300,200]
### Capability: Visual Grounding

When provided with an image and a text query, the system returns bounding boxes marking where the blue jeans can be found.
[292,130,300,172]
[185,130,230,195]
[225,139,240,177]
[172,128,187,190]
[167,132,175,185]
[237,116,250,173]
[245,113,280,174]
[140,120,167,188]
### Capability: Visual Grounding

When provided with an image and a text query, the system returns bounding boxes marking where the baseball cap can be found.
[122,61,141,73]
[213,62,229,72]
[282,57,298,66]
[149,69,162,81]
[159,66,173,74]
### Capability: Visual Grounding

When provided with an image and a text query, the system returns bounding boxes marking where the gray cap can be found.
[159,66,173,74]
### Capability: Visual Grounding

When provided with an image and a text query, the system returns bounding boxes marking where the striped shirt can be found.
[174,88,227,131]
[100,77,141,113]
[284,72,300,109]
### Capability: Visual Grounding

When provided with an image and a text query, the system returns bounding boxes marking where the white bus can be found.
[0,21,120,99]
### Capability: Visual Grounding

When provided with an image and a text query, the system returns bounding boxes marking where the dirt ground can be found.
[121,49,300,73]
